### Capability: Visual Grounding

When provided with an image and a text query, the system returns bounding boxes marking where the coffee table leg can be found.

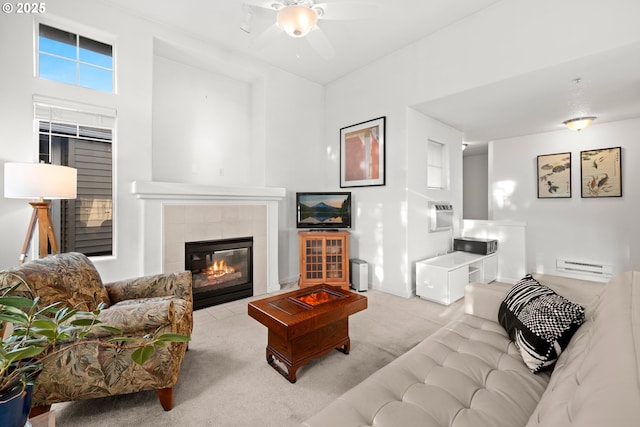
[266,348,299,383]
[336,341,350,354]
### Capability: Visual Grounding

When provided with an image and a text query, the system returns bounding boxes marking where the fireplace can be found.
[185,237,253,310]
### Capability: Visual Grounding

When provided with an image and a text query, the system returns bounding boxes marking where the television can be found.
[296,192,352,229]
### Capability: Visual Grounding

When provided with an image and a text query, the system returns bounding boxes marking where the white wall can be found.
[407,109,463,289]
[490,118,640,279]
[152,55,254,186]
[463,153,489,220]
[324,0,640,295]
[462,219,527,284]
[0,0,324,285]
[322,66,465,298]
[1,1,154,279]
[261,70,326,284]
[2,0,640,292]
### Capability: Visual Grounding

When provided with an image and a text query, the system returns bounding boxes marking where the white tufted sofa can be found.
[303,271,640,427]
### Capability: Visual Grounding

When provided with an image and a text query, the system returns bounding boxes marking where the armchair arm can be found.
[104,271,192,305]
[90,297,176,337]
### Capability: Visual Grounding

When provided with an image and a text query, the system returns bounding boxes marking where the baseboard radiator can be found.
[556,259,613,277]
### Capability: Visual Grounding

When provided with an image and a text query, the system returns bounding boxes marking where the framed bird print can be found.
[537,152,571,198]
[580,147,622,198]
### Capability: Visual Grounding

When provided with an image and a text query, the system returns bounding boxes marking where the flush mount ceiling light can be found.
[563,78,597,131]
[276,4,319,38]
[563,116,597,131]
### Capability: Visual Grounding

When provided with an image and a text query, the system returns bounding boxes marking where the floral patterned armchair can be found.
[0,252,192,412]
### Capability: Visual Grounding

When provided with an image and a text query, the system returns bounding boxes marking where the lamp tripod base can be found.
[19,201,59,264]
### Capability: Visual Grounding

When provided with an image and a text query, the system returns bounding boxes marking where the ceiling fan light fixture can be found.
[240,5,254,34]
[277,5,318,38]
[563,116,597,131]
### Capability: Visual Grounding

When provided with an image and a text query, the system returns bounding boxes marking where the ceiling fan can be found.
[242,0,379,60]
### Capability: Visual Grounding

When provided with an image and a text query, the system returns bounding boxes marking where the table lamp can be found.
[4,162,77,264]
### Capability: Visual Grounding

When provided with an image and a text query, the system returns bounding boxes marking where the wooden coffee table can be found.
[248,284,367,383]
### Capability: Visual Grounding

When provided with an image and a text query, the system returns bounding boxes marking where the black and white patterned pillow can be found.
[498,274,585,372]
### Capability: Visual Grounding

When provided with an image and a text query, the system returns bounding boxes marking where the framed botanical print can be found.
[537,152,571,198]
[340,116,386,188]
[580,147,622,198]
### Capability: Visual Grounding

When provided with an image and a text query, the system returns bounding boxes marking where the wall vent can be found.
[556,259,613,277]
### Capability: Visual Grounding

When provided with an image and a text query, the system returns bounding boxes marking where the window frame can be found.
[36,20,116,93]
[427,139,448,190]
[34,96,117,259]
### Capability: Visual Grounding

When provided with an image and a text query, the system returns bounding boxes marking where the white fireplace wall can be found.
[163,204,267,296]
[131,181,285,295]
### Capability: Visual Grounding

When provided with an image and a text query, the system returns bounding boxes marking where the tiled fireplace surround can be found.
[131,181,286,296]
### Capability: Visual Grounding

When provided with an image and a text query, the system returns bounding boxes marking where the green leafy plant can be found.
[0,282,190,397]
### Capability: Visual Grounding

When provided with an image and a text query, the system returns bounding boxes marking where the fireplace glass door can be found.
[186,237,253,309]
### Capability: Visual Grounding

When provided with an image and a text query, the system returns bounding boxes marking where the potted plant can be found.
[0,282,190,427]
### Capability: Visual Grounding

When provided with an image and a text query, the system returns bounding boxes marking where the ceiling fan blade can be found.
[314,2,381,20]
[306,27,335,60]
[250,23,283,50]
[242,0,282,11]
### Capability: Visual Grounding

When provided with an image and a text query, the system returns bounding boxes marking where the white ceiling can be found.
[99,0,640,152]
[415,42,640,155]
[100,0,501,84]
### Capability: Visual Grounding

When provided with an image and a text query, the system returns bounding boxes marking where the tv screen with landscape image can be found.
[296,192,352,229]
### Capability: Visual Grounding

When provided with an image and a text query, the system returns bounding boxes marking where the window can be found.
[36,99,115,257]
[427,139,447,189]
[38,24,113,93]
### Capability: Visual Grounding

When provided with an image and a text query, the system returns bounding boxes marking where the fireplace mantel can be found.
[131,181,285,294]
[131,181,286,201]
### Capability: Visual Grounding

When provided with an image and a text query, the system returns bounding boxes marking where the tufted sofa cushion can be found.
[526,271,640,426]
[303,313,550,427]
[304,273,640,427]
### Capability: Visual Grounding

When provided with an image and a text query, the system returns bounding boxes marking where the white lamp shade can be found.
[277,5,318,38]
[4,162,77,199]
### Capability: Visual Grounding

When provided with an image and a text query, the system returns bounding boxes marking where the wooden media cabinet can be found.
[298,230,350,289]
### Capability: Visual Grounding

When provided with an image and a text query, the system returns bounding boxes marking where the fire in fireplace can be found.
[185,237,253,310]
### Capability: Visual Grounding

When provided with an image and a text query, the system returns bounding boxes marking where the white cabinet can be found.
[416,252,497,305]
[480,254,498,283]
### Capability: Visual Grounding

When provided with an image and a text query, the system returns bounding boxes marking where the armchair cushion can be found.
[103,271,193,339]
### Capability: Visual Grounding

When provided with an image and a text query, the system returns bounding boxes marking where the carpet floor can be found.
[52,288,464,426]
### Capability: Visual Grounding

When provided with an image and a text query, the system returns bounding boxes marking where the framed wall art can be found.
[340,116,386,188]
[537,152,571,198]
[580,147,622,198]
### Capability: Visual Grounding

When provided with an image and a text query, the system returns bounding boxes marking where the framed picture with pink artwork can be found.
[340,116,386,188]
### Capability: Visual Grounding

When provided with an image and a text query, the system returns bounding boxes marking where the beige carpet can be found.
[52,288,464,426]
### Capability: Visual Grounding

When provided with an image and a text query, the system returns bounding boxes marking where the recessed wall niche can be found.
[151,40,264,187]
